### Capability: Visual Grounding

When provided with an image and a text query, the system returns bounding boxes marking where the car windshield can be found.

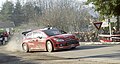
[43,29,62,36]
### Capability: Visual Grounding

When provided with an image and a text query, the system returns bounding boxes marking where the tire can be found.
[71,46,76,49]
[46,41,54,52]
[22,43,29,52]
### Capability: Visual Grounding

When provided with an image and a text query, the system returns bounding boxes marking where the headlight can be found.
[53,38,64,42]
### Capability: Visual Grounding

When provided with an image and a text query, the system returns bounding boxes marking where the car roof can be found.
[33,27,59,31]
[23,27,59,34]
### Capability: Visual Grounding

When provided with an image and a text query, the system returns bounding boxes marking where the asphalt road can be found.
[0,44,120,64]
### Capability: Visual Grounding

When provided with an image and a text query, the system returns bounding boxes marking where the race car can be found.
[22,27,80,52]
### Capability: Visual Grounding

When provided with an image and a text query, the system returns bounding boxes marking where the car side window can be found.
[33,32,47,39]
[41,32,47,38]
[33,32,42,38]
[26,32,33,38]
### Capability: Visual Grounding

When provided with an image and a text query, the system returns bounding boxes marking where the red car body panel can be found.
[22,28,80,52]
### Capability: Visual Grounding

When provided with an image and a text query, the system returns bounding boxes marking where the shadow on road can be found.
[76,45,111,50]
[83,52,120,59]
[55,45,113,52]
[0,53,36,64]
[65,52,120,61]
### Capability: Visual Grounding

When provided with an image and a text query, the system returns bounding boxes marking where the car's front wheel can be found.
[71,46,76,49]
[46,41,54,52]
[22,43,29,52]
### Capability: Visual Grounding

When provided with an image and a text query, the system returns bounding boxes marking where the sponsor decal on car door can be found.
[37,38,46,49]
[32,32,46,50]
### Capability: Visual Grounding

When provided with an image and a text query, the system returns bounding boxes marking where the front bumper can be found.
[54,43,79,50]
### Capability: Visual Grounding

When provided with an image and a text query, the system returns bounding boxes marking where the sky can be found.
[0,0,5,7]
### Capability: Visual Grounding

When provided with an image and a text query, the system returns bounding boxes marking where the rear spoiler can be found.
[22,30,32,36]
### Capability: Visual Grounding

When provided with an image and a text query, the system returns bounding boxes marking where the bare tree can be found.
[12,0,93,32]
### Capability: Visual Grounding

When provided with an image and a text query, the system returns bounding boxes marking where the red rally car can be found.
[22,28,80,52]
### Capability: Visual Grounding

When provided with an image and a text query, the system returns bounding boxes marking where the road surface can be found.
[0,44,120,64]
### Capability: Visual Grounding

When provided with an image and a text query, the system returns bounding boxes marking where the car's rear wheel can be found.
[22,43,29,52]
[46,41,54,52]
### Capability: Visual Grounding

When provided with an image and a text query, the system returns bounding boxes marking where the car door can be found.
[32,32,47,50]
[25,32,35,49]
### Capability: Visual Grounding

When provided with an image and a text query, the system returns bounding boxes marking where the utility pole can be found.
[116,16,119,31]
[108,19,112,36]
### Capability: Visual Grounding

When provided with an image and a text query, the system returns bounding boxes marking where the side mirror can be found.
[37,36,42,39]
